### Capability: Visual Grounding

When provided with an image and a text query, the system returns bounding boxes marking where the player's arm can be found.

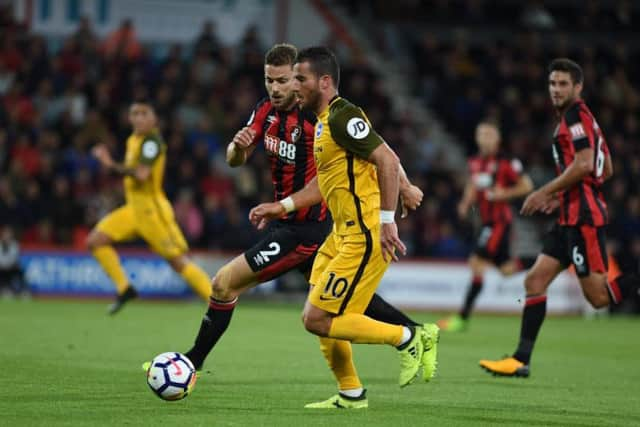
[329,104,406,261]
[248,177,323,230]
[228,101,269,167]
[92,143,151,182]
[398,163,423,217]
[489,174,534,202]
[368,142,407,261]
[226,127,258,167]
[457,178,476,219]
[521,148,594,216]
[522,108,601,216]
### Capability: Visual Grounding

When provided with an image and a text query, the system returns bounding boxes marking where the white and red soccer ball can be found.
[146,352,197,401]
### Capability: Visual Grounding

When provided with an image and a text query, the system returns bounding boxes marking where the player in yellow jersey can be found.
[87,101,211,314]
[250,47,439,408]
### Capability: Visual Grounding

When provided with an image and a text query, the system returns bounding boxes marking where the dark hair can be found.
[477,120,501,138]
[477,119,500,130]
[296,46,340,88]
[131,98,154,109]
[265,43,297,66]
[548,58,583,84]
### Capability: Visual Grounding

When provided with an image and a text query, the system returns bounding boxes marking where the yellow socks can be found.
[180,262,212,300]
[92,247,211,301]
[92,246,128,294]
[319,337,362,390]
[328,313,404,346]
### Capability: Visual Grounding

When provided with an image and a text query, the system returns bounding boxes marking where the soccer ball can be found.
[146,352,197,401]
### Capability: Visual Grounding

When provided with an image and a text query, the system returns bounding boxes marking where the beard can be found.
[303,89,322,114]
[271,92,296,111]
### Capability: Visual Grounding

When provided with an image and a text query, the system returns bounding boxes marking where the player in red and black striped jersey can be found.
[480,58,639,377]
[182,44,423,372]
[438,121,533,332]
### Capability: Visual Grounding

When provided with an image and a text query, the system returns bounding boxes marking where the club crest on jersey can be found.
[290,125,302,143]
[315,123,324,139]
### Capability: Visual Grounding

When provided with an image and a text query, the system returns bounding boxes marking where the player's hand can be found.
[486,186,507,202]
[399,184,423,218]
[541,196,560,214]
[380,222,406,262]
[232,127,256,149]
[249,202,286,230]
[521,189,553,216]
[92,144,114,167]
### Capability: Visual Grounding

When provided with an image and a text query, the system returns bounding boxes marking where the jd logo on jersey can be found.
[347,118,370,139]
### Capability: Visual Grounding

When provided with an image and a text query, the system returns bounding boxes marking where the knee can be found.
[585,290,610,309]
[524,272,547,295]
[302,311,331,337]
[469,257,485,277]
[210,266,235,301]
[86,231,105,251]
[167,256,187,273]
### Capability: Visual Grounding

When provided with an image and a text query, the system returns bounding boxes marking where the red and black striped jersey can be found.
[551,100,609,226]
[247,98,328,223]
[468,154,523,225]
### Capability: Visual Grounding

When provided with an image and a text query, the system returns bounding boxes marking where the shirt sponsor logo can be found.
[347,117,370,139]
[569,123,586,140]
[142,140,159,158]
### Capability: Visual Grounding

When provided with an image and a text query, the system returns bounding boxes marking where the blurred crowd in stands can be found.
[0,1,638,274]
[340,0,640,272]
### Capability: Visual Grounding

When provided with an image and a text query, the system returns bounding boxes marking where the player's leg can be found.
[140,204,211,301]
[480,253,564,376]
[182,254,258,370]
[364,294,420,327]
[573,225,639,308]
[440,254,490,331]
[165,255,211,301]
[304,229,430,388]
[440,224,508,331]
[498,258,525,276]
[183,224,321,370]
[296,221,420,328]
[304,337,369,409]
[87,206,138,314]
[302,232,367,408]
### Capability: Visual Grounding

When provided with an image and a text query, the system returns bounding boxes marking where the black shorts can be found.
[244,219,331,282]
[472,223,511,266]
[541,223,608,277]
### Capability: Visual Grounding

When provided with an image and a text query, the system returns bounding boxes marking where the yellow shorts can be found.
[308,226,389,315]
[96,200,188,259]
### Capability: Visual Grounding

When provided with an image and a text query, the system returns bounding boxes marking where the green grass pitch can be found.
[1,298,639,426]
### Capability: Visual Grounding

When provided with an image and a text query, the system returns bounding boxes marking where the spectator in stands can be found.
[102,19,142,61]
[0,225,28,297]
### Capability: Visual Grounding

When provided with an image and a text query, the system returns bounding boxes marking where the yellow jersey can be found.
[123,131,167,205]
[313,97,385,235]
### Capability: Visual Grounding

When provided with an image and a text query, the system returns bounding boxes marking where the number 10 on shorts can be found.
[323,272,349,299]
